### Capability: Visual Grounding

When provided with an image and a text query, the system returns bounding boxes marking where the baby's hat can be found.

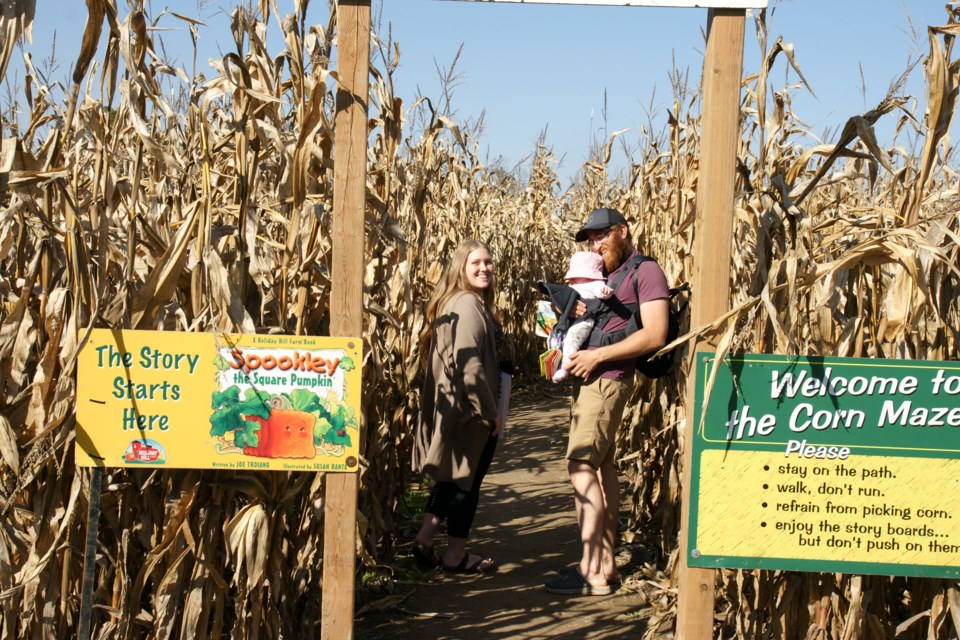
[564,251,605,281]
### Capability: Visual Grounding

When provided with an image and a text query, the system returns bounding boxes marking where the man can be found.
[544,207,670,596]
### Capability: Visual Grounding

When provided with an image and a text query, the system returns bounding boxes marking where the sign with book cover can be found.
[688,352,960,579]
[76,329,362,472]
[536,302,564,379]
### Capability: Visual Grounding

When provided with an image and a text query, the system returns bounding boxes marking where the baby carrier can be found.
[536,282,604,351]
[539,255,689,379]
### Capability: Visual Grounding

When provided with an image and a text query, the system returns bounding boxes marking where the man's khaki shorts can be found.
[567,376,632,467]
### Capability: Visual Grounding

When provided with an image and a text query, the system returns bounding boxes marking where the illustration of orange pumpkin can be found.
[243,409,316,459]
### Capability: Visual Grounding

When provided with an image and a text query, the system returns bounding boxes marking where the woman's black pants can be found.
[424,435,498,539]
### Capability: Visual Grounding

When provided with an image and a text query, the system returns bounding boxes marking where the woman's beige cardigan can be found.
[412,291,500,492]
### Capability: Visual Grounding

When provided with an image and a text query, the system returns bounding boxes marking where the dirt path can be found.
[356,390,670,639]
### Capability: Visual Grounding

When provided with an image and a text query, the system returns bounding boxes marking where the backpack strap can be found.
[584,255,651,348]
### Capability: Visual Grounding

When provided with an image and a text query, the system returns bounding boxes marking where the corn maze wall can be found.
[1,1,959,638]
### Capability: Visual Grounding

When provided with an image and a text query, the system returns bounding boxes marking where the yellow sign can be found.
[696,450,960,565]
[76,329,362,472]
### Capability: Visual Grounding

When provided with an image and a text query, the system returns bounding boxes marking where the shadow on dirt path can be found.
[356,389,670,639]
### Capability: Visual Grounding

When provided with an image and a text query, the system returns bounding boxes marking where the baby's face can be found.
[566,277,595,284]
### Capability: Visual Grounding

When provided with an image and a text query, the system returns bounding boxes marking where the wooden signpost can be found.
[322,2,371,639]
[676,9,746,637]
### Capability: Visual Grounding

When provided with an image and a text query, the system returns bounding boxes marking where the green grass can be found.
[355,480,435,603]
[397,478,430,523]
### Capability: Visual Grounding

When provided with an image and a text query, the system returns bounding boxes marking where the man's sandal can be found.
[558,566,621,590]
[544,569,612,596]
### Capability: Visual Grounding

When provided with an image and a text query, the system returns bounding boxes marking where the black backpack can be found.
[585,255,690,379]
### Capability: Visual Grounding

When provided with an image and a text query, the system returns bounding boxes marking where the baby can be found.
[552,251,612,383]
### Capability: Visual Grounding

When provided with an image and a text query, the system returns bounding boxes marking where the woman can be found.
[411,240,504,574]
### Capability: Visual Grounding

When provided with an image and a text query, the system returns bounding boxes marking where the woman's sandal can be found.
[442,553,497,574]
[412,542,440,570]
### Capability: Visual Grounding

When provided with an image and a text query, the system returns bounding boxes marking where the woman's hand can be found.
[489,416,502,437]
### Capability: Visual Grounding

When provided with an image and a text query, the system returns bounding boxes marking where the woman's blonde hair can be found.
[418,240,498,362]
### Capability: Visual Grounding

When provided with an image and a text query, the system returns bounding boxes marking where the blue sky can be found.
[16,1,941,185]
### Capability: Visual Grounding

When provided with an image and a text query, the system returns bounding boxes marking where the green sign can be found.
[689,352,960,578]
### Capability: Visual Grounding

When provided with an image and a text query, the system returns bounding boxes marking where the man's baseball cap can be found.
[575,207,628,242]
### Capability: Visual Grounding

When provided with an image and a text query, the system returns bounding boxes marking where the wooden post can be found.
[321,2,370,639]
[676,8,745,639]
[78,467,103,640]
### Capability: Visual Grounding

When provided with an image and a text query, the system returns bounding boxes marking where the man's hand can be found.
[489,415,502,437]
[553,300,588,318]
[565,348,605,379]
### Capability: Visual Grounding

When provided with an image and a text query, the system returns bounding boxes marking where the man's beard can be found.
[602,233,628,273]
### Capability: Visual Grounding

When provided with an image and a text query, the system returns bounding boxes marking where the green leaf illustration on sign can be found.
[209,385,271,447]
[213,354,230,371]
